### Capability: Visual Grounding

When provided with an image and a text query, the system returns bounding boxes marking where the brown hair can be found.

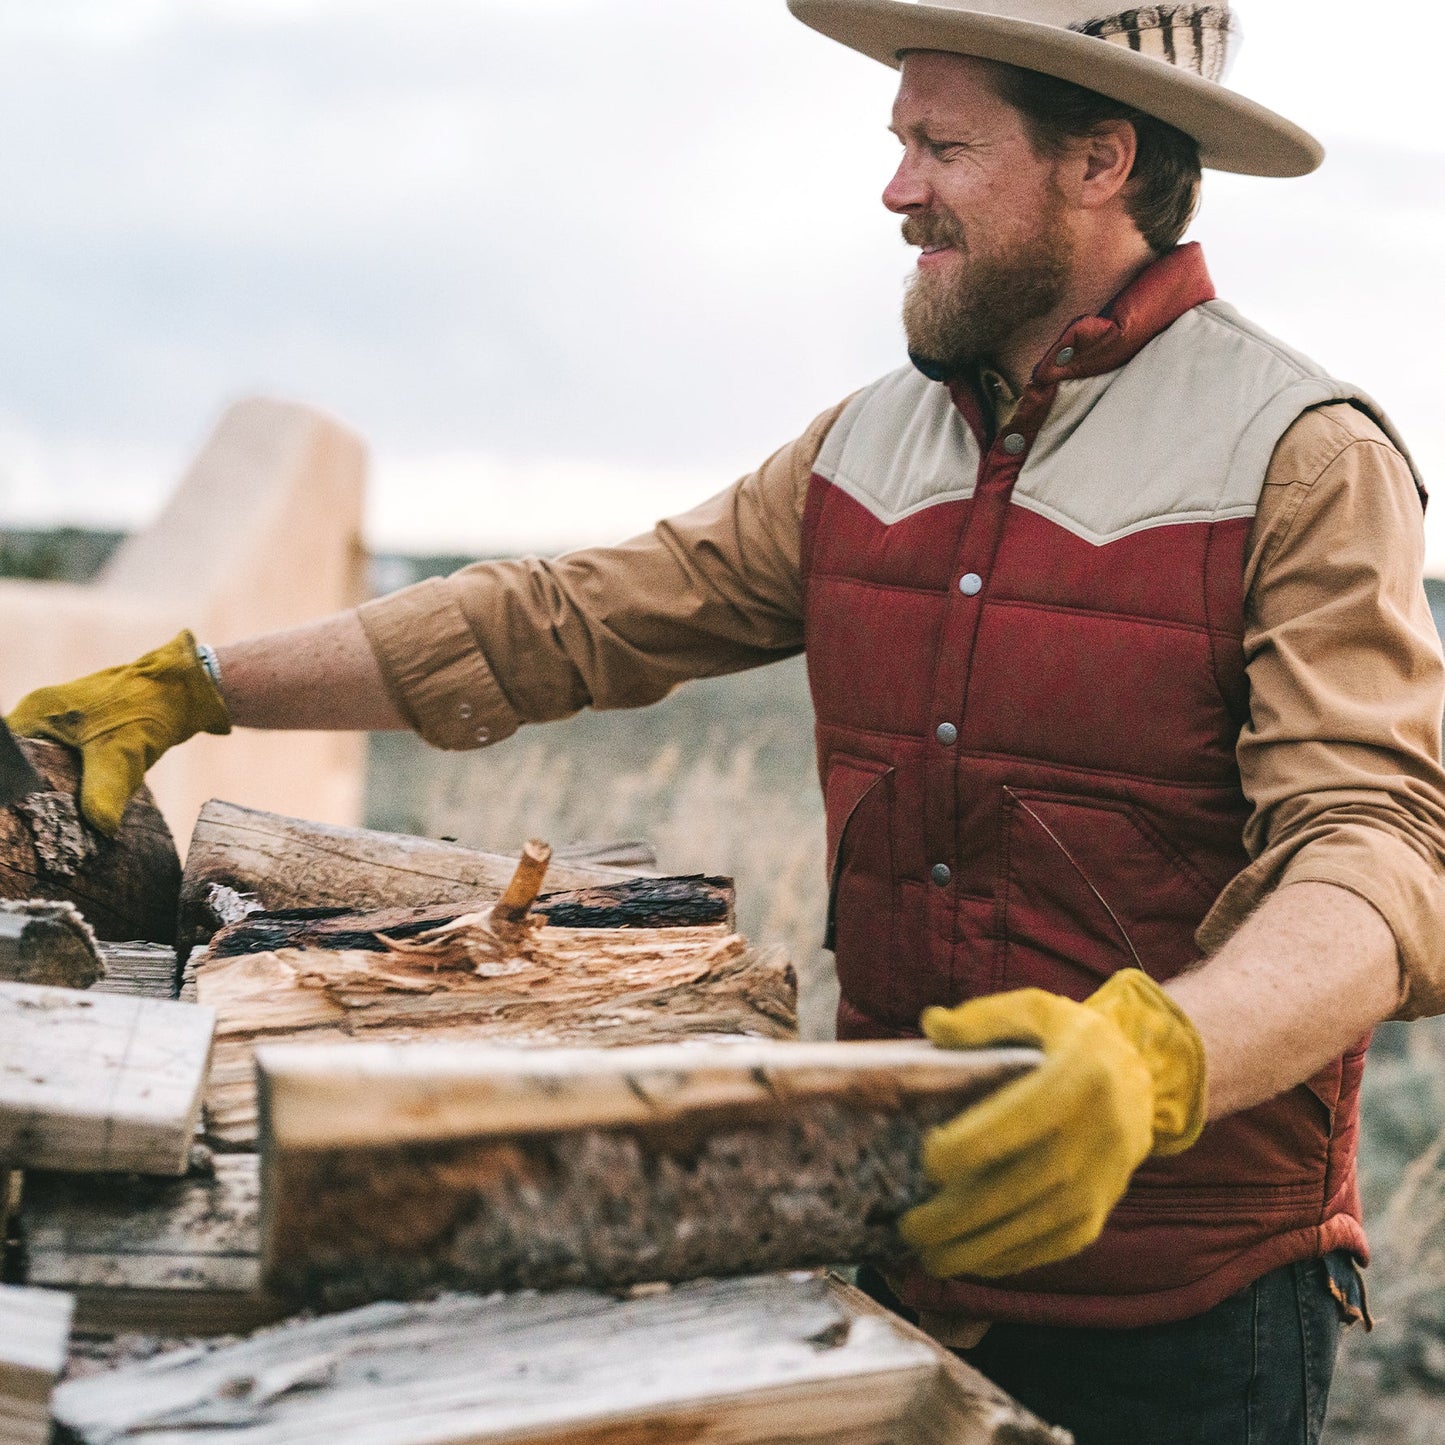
[989,63,1202,255]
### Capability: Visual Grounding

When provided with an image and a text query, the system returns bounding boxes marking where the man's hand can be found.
[6,631,230,836]
[899,970,1206,1279]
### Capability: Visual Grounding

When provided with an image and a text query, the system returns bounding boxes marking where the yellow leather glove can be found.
[899,969,1207,1280]
[6,631,230,837]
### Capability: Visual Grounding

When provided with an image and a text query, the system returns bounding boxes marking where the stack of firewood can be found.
[0,739,1060,1445]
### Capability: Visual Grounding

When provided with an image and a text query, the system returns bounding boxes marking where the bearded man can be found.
[12,4,1445,1441]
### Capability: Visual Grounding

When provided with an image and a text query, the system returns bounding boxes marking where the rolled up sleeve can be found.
[1198,403,1445,1020]
[357,398,848,753]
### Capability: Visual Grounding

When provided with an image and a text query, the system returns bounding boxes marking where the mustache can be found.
[901,211,966,250]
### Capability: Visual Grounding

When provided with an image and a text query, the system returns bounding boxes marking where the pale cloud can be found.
[0,1,1442,567]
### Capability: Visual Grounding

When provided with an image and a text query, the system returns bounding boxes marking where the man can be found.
[11,3,1445,1440]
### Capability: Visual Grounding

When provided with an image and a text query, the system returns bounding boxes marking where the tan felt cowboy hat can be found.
[787,2,1323,177]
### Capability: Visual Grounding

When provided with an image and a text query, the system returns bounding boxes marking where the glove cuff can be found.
[1086,970,1207,1157]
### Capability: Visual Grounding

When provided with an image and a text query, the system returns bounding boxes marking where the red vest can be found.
[801,246,1412,1328]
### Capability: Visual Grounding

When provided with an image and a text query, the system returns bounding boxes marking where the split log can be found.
[50,1273,1067,1445]
[21,1156,280,1337]
[0,983,215,1175]
[0,739,179,945]
[0,1282,73,1445]
[196,919,795,1149]
[176,801,643,954]
[203,875,735,960]
[256,1037,1037,1308]
[0,901,102,989]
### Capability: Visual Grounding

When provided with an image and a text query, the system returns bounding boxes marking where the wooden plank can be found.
[0,1282,73,1445]
[257,1037,1036,1308]
[0,983,215,1175]
[49,1272,1065,1444]
[176,802,643,954]
[0,901,102,989]
[20,1156,282,1337]
[0,739,180,946]
[197,920,795,1149]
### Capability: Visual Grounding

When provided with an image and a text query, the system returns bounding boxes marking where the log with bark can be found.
[20,1155,280,1337]
[0,901,102,989]
[256,1036,1037,1309]
[0,982,215,1176]
[0,739,179,945]
[50,1273,1069,1445]
[202,875,735,959]
[176,802,647,954]
[0,1282,73,1445]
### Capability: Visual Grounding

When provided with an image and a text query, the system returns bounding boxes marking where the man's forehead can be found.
[891,51,1004,124]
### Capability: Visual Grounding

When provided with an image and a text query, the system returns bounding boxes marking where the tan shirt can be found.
[359,400,1445,1019]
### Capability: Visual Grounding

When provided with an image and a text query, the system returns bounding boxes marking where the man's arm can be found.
[215,612,405,732]
[1168,880,1399,1120]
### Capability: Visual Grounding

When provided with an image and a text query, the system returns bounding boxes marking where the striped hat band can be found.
[1076,6,1238,84]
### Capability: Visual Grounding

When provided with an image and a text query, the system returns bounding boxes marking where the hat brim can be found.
[788,0,1323,178]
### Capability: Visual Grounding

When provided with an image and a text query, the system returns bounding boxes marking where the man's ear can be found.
[1067,120,1138,210]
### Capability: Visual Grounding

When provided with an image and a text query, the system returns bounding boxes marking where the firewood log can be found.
[176,802,644,954]
[256,1036,1036,1308]
[50,1273,1068,1445]
[0,739,179,945]
[0,1282,73,1445]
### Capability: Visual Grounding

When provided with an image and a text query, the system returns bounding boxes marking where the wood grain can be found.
[257,1038,1036,1307]
[50,1273,1066,1444]
[176,802,641,954]
[0,1282,73,1445]
[0,983,214,1175]
[20,1155,281,1337]
[0,739,179,945]
[197,919,796,1149]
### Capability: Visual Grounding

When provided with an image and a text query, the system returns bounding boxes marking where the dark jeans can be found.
[860,1253,1364,1445]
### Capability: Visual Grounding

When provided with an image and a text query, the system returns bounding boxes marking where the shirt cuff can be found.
[1199,824,1445,1021]
[358,577,521,751]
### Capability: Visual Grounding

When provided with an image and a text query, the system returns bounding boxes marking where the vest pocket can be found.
[824,756,899,1026]
[997,786,1219,998]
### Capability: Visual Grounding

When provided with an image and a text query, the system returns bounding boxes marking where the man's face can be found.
[886,52,1074,376]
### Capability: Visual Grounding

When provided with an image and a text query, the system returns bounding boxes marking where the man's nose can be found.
[883,153,930,214]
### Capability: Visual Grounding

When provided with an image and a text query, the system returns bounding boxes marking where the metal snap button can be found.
[959,573,984,597]
[936,722,959,746]
[931,863,953,887]
[1055,346,1076,366]
[1002,433,1027,456]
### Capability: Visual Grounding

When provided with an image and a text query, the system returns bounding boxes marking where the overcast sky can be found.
[2,0,1443,566]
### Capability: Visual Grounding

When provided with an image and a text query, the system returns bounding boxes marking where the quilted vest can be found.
[801,245,1420,1329]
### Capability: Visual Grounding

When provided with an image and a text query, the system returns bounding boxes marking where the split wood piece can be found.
[490,838,552,928]
[196,924,796,1149]
[0,739,180,945]
[203,876,735,961]
[0,983,215,1176]
[0,1282,74,1445]
[50,1273,1066,1445]
[0,901,102,989]
[176,801,643,955]
[92,943,179,1000]
[21,1156,282,1338]
[257,1037,1037,1307]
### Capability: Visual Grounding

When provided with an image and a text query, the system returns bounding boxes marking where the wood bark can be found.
[176,802,643,955]
[0,901,102,989]
[0,1282,73,1445]
[256,1037,1036,1308]
[0,982,215,1176]
[196,917,796,1149]
[203,875,735,960]
[50,1272,1067,1445]
[20,1155,280,1338]
[0,740,179,946]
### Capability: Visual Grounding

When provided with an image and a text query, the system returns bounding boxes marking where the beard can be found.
[901,201,1073,379]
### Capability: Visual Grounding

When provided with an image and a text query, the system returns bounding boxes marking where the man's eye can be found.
[927,141,966,159]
